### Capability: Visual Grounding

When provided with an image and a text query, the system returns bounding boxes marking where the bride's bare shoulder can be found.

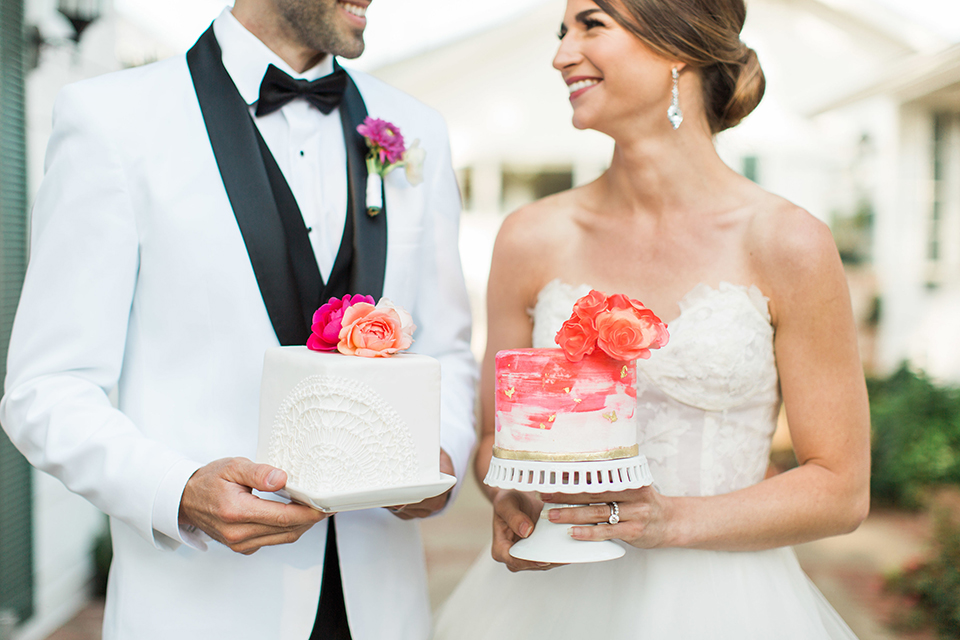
[745,192,846,319]
[492,190,581,268]
[487,189,583,303]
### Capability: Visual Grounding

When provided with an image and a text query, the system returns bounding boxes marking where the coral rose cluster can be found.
[555,290,669,362]
[307,294,416,358]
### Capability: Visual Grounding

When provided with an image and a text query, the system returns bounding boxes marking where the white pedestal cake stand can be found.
[484,455,654,563]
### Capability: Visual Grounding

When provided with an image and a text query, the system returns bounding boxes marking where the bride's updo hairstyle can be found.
[593,0,765,133]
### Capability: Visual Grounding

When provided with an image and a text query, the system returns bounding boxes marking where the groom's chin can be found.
[334,40,365,59]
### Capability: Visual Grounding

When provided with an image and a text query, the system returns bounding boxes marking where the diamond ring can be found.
[607,501,620,525]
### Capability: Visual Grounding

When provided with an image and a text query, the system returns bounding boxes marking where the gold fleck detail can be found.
[548,414,556,422]
[564,387,570,393]
[602,411,618,423]
[621,365,628,379]
[504,387,515,398]
[574,398,582,403]
[539,423,546,429]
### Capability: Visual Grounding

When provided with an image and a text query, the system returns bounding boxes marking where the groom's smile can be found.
[337,0,368,28]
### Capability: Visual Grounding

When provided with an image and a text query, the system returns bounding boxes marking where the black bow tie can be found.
[255,64,347,117]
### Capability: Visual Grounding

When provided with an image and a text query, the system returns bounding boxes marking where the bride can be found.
[433,0,870,637]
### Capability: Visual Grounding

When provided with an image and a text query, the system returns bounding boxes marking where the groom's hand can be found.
[179,457,326,555]
[387,449,455,520]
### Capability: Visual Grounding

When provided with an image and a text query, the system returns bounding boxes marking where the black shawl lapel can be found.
[186,26,389,343]
[187,27,309,345]
[338,67,387,301]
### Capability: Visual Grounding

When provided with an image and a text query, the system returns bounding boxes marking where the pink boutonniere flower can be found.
[357,117,426,216]
[555,290,669,362]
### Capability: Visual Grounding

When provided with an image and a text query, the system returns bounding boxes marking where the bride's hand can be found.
[491,489,564,571]
[539,487,674,549]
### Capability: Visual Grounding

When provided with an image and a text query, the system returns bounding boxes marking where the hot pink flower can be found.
[357,117,406,166]
[307,294,375,351]
[337,298,415,357]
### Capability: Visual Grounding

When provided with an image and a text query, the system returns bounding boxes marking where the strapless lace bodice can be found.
[531,279,780,497]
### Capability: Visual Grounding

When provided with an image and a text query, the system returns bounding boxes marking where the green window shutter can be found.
[0,0,35,625]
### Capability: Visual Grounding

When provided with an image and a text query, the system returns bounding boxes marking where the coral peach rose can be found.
[595,306,669,361]
[555,316,599,362]
[337,299,415,357]
[572,289,608,325]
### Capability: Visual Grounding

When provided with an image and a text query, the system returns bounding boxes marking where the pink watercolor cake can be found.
[493,349,639,461]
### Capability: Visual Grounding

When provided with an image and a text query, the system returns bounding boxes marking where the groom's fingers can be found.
[220,457,288,493]
[180,457,326,554]
[386,448,456,520]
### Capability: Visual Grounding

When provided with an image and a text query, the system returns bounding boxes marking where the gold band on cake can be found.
[492,444,639,462]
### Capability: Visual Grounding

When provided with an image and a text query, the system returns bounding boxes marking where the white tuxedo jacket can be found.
[1,35,477,640]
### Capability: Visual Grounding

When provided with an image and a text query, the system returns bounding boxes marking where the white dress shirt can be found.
[215,9,347,283]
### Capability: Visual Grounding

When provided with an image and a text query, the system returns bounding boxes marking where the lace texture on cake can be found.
[532,279,780,498]
[268,375,418,493]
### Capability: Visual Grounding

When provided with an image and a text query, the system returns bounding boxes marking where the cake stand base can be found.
[484,455,653,563]
[509,503,625,563]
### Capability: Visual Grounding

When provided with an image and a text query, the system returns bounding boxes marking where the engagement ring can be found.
[608,501,620,525]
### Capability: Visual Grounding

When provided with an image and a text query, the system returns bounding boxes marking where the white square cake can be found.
[257,346,441,497]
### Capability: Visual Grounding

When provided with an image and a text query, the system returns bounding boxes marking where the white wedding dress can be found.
[432,279,859,640]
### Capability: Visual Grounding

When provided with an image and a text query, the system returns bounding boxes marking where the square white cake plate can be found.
[276,473,456,513]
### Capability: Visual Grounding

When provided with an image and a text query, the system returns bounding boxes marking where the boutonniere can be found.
[356,117,426,216]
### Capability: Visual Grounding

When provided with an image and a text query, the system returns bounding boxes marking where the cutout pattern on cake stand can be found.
[484,455,654,563]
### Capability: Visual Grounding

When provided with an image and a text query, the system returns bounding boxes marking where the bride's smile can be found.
[554,0,687,136]
[565,76,601,100]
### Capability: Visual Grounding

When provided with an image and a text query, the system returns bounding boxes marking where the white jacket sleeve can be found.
[408,118,478,503]
[0,84,202,550]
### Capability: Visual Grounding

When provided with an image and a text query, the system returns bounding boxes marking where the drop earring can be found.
[668,67,683,130]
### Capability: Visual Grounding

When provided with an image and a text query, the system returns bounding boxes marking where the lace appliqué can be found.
[529,280,592,350]
[267,375,419,493]
[638,282,776,412]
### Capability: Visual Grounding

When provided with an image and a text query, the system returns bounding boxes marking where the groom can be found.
[0,1,476,638]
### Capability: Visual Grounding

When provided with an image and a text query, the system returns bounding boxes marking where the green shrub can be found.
[889,508,960,639]
[868,366,960,509]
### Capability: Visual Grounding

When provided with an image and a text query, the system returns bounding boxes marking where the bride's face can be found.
[553,0,677,135]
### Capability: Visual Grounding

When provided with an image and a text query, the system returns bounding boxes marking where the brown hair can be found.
[593,0,765,133]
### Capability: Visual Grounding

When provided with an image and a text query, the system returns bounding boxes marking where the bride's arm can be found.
[473,204,568,571]
[472,207,546,496]
[548,205,871,551]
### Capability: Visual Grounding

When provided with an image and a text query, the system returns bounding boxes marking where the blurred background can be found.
[2,0,960,638]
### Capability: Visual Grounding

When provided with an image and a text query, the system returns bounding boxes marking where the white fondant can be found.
[268,375,418,492]
[258,347,441,494]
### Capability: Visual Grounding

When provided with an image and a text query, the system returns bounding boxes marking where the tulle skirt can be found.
[432,544,858,640]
